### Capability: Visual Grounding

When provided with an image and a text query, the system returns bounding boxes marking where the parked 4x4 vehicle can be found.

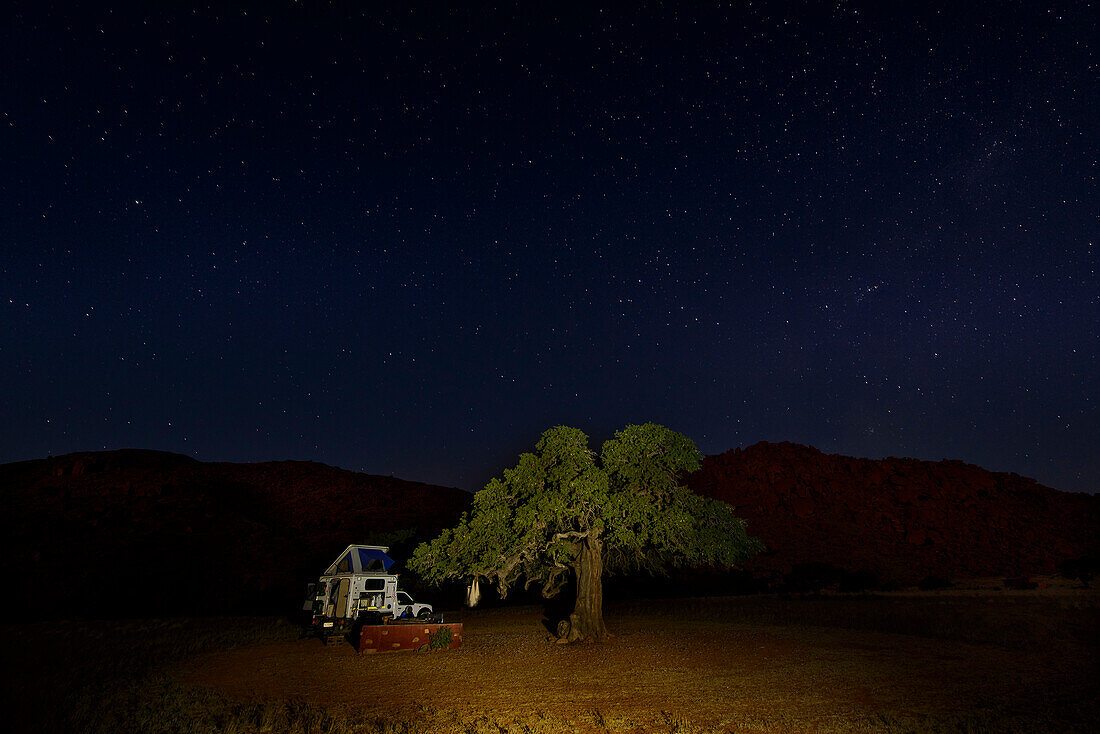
[306,544,434,638]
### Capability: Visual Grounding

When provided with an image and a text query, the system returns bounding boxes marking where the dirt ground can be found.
[181,603,1097,732]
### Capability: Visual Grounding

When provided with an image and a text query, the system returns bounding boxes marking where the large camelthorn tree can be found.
[409,423,763,642]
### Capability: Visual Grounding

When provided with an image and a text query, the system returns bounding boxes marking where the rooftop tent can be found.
[357,546,395,572]
[324,544,395,575]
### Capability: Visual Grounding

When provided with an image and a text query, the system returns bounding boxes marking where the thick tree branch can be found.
[552,530,589,542]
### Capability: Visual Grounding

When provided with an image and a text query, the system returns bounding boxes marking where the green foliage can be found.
[428,626,454,650]
[409,423,764,599]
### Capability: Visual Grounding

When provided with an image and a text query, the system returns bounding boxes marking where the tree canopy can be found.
[409,423,763,641]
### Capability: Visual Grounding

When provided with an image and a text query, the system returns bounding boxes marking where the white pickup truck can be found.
[307,544,434,638]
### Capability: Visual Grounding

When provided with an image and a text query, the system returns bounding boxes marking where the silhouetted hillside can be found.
[687,442,1098,586]
[0,450,470,617]
[4,444,1096,618]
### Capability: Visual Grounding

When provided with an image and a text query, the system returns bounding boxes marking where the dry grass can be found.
[4,590,1097,733]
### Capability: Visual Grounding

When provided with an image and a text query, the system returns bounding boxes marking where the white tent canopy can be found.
[324,544,395,575]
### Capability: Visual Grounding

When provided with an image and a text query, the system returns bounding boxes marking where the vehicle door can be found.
[334,577,351,618]
[395,591,415,617]
[301,582,315,612]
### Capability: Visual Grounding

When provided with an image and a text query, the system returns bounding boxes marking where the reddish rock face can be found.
[687,442,1099,585]
[3,443,1096,616]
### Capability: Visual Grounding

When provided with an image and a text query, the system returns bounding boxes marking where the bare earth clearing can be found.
[182,597,1098,733]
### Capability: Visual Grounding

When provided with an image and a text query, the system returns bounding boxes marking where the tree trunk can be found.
[563,535,610,642]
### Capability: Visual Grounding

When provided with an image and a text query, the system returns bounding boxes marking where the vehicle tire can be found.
[417,607,432,620]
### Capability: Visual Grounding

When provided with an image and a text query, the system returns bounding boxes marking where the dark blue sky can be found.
[3,2,1096,493]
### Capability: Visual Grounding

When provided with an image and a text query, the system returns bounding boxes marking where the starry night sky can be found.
[2,2,1096,493]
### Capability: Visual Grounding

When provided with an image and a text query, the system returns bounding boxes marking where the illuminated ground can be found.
[181,599,1098,732]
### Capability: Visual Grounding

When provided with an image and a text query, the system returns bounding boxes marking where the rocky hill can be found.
[687,442,1098,586]
[0,450,471,617]
[3,444,1096,617]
